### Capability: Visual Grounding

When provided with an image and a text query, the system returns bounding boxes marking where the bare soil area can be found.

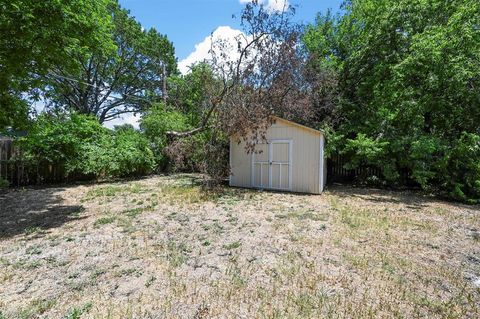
[0,174,479,318]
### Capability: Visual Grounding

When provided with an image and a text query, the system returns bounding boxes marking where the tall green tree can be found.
[0,0,114,129]
[305,0,480,201]
[45,1,177,123]
[167,63,217,126]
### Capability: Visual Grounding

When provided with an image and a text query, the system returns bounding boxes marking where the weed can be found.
[145,275,156,288]
[90,268,106,280]
[275,209,329,221]
[93,216,116,227]
[117,217,136,233]
[167,241,190,267]
[65,302,92,319]
[25,260,41,269]
[24,226,44,236]
[121,207,144,218]
[227,215,239,225]
[223,241,242,250]
[120,268,143,277]
[16,298,56,319]
[84,185,123,200]
[25,245,42,255]
[83,184,147,202]
[212,221,224,234]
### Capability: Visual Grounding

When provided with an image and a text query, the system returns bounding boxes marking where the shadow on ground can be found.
[0,186,86,239]
[326,184,475,210]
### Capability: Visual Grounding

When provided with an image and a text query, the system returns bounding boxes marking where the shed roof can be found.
[271,116,323,135]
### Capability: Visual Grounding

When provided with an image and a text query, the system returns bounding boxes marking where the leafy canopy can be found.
[305,0,480,202]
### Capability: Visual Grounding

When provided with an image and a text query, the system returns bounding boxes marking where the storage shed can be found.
[229,116,326,194]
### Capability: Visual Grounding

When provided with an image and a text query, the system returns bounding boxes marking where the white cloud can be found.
[178,26,247,75]
[265,0,289,12]
[103,113,141,130]
[179,0,290,75]
[239,0,289,13]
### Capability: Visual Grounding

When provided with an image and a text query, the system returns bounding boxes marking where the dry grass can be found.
[0,174,479,318]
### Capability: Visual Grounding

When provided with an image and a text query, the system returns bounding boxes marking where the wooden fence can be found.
[0,138,26,186]
[327,153,383,183]
[0,138,65,187]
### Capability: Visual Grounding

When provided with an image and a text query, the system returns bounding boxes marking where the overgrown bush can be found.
[164,130,229,182]
[141,103,192,170]
[0,177,9,188]
[78,125,155,178]
[18,112,108,179]
[141,103,229,180]
[439,133,480,203]
[18,113,155,181]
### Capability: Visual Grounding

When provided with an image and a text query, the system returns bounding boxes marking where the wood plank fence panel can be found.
[0,137,66,187]
[327,153,383,184]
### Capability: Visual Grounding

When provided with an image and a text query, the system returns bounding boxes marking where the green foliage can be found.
[18,112,154,180]
[441,133,480,203]
[343,134,389,168]
[167,63,216,125]
[140,101,229,178]
[0,0,115,129]
[0,95,30,131]
[140,103,191,168]
[19,112,108,172]
[78,125,155,178]
[0,177,9,188]
[306,0,480,202]
[64,302,93,319]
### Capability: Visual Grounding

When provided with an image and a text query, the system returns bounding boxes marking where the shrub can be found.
[140,103,192,170]
[338,131,480,203]
[79,125,155,177]
[18,112,108,180]
[164,130,229,182]
[18,112,155,181]
[0,177,9,188]
[439,133,480,203]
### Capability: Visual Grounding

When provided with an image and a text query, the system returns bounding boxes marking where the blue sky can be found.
[119,0,344,61]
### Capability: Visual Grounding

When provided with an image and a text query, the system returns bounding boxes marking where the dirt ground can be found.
[0,174,479,318]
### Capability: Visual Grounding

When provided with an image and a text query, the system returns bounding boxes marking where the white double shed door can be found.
[252,140,292,191]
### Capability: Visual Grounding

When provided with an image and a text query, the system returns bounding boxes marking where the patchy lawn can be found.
[0,175,479,318]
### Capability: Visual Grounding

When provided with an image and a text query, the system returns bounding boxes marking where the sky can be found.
[111,0,344,127]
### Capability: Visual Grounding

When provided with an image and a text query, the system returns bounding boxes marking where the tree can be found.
[305,0,480,201]
[0,0,114,129]
[166,2,322,146]
[44,0,176,123]
[166,63,216,126]
[0,96,30,131]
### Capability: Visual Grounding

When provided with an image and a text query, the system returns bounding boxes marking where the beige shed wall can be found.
[229,119,324,194]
